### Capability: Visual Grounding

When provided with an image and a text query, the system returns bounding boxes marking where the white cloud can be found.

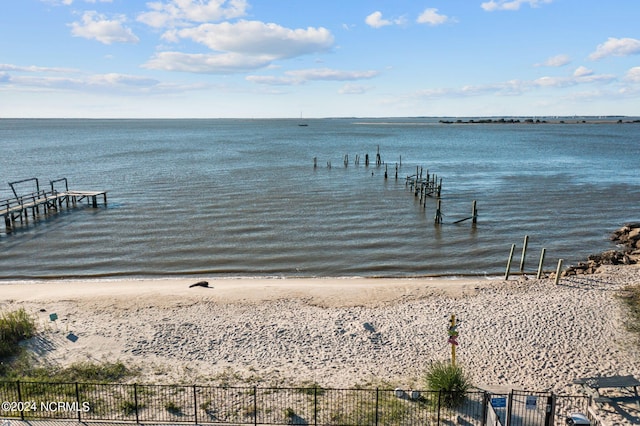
[88,73,159,87]
[69,11,139,44]
[286,68,378,81]
[573,66,593,77]
[138,0,248,28]
[43,0,112,4]
[481,0,552,11]
[409,67,616,102]
[338,84,370,95]
[247,68,379,86]
[535,54,571,67]
[625,67,640,83]
[416,8,454,26]
[171,21,333,59]
[0,64,78,73]
[0,65,176,93]
[365,11,392,28]
[143,51,273,74]
[589,37,640,60]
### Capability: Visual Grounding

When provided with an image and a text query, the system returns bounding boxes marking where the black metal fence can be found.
[0,381,591,425]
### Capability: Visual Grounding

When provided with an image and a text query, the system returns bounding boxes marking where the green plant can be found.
[424,361,470,408]
[164,400,182,415]
[0,308,36,358]
[619,284,640,335]
[284,407,295,419]
[0,358,137,382]
[120,400,138,416]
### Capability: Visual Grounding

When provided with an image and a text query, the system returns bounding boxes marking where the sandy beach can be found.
[2,267,640,397]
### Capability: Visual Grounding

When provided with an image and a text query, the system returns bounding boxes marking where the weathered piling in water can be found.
[472,200,477,224]
[453,200,479,225]
[434,199,443,224]
[554,259,563,285]
[537,248,546,279]
[505,244,516,279]
[519,235,529,272]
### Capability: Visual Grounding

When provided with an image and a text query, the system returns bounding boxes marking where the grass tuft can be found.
[619,284,640,335]
[424,361,471,408]
[0,308,36,358]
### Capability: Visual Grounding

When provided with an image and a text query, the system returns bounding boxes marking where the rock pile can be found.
[563,223,640,276]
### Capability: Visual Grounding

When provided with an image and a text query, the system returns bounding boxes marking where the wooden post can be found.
[434,199,442,224]
[519,235,529,272]
[449,314,457,366]
[472,200,478,224]
[554,259,563,285]
[536,248,546,279]
[505,244,516,280]
[384,164,388,179]
[395,163,398,180]
[365,153,369,166]
[313,157,317,168]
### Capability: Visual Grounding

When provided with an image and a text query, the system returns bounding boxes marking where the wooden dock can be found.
[1,177,106,232]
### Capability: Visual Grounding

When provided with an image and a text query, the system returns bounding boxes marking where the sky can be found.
[1,0,640,118]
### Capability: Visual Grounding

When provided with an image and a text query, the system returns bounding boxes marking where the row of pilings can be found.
[313,147,478,226]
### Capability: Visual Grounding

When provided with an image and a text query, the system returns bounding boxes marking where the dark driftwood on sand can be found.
[189,281,209,288]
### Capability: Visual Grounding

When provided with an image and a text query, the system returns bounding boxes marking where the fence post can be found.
[313,387,318,426]
[481,392,488,426]
[506,391,513,426]
[75,382,81,422]
[375,388,379,426]
[193,385,198,425]
[545,394,555,426]
[437,391,442,425]
[133,383,139,424]
[253,386,258,426]
[16,380,24,421]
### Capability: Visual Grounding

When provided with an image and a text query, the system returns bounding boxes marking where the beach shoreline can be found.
[2,267,640,395]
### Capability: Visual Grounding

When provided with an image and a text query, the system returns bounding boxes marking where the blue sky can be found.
[1,0,639,118]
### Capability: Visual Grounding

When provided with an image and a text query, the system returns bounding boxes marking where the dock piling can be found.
[519,235,529,272]
[537,248,546,279]
[505,244,516,280]
[554,259,563,285]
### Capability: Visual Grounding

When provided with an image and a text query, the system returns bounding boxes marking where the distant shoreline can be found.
[438,117,640,124]
[1,116,639,123]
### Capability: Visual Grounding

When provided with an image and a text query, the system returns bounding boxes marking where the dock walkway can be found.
[1,177,106,232]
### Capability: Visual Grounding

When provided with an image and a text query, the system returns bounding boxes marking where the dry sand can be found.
[1,266,639,397]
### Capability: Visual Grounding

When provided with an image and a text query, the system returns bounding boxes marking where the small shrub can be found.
[120,400,138,416]
[619,285,640,335]
[164,401,182,415]
[424,361,470,408]
[0,308,36,358]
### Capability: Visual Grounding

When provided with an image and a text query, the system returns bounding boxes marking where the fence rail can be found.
[0,381,592,425]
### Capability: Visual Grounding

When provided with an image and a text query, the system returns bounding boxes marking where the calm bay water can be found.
[1,118,639,280]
